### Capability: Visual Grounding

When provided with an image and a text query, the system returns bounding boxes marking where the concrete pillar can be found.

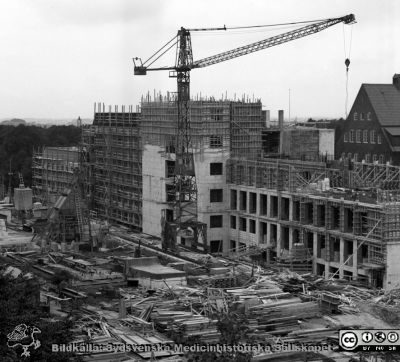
[267,222,271,247]
[255,219,259,245]
[289,228,294,250]
[246,191,250,214]
[276,224,282,256]
[289,196,293,221]
[313,233,318,274]
[278,195,282,220]
[339,237,344,278]
[267,194,271,218]
[352,240,358,280]
[324,262,330,280]
[256,192,260,215]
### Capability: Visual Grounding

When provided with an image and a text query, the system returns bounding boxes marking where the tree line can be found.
[0,124,81,193]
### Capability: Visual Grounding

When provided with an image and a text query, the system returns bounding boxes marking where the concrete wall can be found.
[195,146,230,251]
[385,242,400,290]
[280,128,335,161]
[319,129,335,157]
[142,141,231,251]
[142,144,171,237]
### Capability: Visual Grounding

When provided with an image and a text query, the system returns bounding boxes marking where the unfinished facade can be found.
[140,94,263,252]
[227,158,400,290]
[262,124,335,161]
[82,105,142,230]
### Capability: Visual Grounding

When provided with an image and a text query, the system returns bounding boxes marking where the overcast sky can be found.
[0,0,398,121]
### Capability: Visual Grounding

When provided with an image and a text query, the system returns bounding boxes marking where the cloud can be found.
[31,0,166,26]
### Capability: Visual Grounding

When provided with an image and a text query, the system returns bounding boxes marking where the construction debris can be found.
[4,226,400,361]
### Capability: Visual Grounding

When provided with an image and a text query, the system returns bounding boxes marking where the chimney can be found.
[278,110,284,155]
[278,110,284,130]
[393,74,400,91]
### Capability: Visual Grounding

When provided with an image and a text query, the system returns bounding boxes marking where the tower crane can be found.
[133,14,355,252]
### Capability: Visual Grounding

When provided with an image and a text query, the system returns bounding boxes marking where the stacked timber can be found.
[226,280,320,338]
[170,316,220,344]
[284,327,338,344]
[152,310,220,344]
[248,298,320,335]
[226,287,289,301]
[195,274,236,288]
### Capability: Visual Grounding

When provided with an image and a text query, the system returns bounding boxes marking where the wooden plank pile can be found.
[248,299,320,335]
[225,278,320,339]
[195,274,236,288]
[284,327,338,344]
[151,310,221,344]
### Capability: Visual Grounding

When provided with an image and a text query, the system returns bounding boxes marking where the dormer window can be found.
[353,112,358,121]
[367,112,372,121]
[360,112,364,121]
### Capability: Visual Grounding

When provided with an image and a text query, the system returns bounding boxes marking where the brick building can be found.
[336,74,400,164]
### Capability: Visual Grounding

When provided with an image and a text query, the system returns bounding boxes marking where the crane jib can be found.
[192,14,356,69]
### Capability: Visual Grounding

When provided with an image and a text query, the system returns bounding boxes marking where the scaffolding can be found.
[227,158,400,193]
[81,104,142,230]
[32,146,79,205]
[140,94,262,158]
[228,156,400,285]
[227,158,333,192]
[350,162,400,189]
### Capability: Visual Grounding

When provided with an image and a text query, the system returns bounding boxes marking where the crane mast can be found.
[164,27,207,251]
[134,14,355,252]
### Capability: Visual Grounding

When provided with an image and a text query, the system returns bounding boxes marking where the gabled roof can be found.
[363,84,400,126]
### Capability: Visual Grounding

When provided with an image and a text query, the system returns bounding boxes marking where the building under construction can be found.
[227,157,400,289]
[140,94,263,250]
[81,105,142,230]
[32,146,79,204]
[31,95,400,290]
[31,146,90,246]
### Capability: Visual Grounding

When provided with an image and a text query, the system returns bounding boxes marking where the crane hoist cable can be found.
[343,23,353,118]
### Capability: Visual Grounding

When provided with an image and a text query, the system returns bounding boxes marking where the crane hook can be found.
[345,58,350,72]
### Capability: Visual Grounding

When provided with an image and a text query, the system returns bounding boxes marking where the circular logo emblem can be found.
[374,332,386,343]
[388,332,399,343]
[362,332,373,343]
[341,331,358,350]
